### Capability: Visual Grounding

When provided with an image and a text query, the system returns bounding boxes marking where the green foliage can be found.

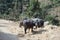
[44,15,55,21]
[45,15,59,26]
[0,0,21,21]
[26,0,42,18]
[52,18,59,26]
[50,0,60,4]
[0,0,60,22]
[50,0,60,7]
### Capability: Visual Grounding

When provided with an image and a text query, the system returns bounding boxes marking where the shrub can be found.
[44,15,55,21]
[44,15,59,26]
[52,18,59,26]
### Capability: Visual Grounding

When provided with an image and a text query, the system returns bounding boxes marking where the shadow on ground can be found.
[0,25,7,27]
[0,32,19,40]
[17,34,25,37]
[32,29,47,35]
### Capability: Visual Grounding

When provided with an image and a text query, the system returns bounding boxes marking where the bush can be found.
[45,15,59,26]
[44,15,55,21]
[52,18,59,26]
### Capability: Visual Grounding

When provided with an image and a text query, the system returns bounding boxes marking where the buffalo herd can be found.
[19,18,44,34]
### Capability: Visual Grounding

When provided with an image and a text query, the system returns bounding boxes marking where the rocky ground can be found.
[0,19,60,40]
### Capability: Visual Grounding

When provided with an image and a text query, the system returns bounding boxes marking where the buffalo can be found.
[19,18,28,27]
[19,18,44,34]
[19,19,35,34]
[31,18,44,28]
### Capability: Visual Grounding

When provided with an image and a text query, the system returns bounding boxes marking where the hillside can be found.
[0,0,60,21]
[0,0,60,40]
[48,6,60,20]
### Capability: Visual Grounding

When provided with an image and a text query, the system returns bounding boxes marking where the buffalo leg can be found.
[31,27,33,32]
[24,27,27,34]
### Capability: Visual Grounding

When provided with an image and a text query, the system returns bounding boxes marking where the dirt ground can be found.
[0,19,60,40]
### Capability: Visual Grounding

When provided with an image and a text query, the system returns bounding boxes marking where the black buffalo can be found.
[31,18,44,28]
[19,19,35,34]
[19,18,44,34]
[19,18,28,27]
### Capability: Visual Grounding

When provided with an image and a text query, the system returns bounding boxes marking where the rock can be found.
[44,21,49,26]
